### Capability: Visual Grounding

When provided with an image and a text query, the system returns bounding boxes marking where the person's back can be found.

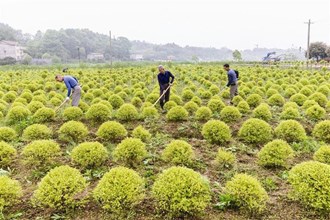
[223,64,238,104]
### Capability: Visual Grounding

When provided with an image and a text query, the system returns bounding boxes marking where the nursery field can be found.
[1,64,330,220]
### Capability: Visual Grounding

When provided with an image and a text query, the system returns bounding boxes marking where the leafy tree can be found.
[308,42,328,61]
[233,50,242,61]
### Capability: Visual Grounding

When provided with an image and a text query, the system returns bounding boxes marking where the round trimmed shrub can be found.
[22,140,61,168]
[257,139,294,167]
[313,145,330,164]
[268,94,285,106]
[313,120,330,143]
[215,148,236,169]
[305,105,326,121]
[246,94,263,108]
[225,173,269,212]
[86,103,111,122]
[163,101,177,111]
[283,101,299,110]
[0,127,17,142]
[32,165,88,210]
[162,140,195,166]
[290,93,307,106]
[309,92,328,107]
[184,101,199,115]
[59,121,88,143]
[280,107,300,120]
[27,101,44,114]
[220,106,242,123]
[146,93,159,104]
[232,96,244,106]
[113,138,147,167]
[3,92,17,103]
[151,166,211,218]
[191,96,202,106]
[252,104,272,122]
[288,161,330,211]
[207,99,225,113]
[33,107,55,123]
[71,142,108,168]
[131,97,143,107]
[116,104,139,121]
[237,100,250,114]
[93,166,145,214]
[302,100,319,110]
[238,119,272,144]
[202,120,231,144]
[182,89,195,101]
[7,106,31,123]
[0,141,16,167]
[22,124,52,141]
[132,125,151,142]
[166,106,188,121]
[0,176,22,211]
[63,107,84,121]
[275,120,306,143]
[141,106,159,119]
[195,106,212,121]
[108,94,125,109]
[96,121,127,142]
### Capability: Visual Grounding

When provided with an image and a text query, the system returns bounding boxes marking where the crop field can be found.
[1,64,330,220]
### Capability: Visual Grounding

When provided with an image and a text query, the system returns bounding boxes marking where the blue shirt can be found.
[158,71,175,88]
[226,69,237,87]
[63,75,78,97]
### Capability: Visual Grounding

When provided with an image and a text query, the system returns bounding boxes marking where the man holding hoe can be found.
[157,65,175,113]
[55,70,81,108]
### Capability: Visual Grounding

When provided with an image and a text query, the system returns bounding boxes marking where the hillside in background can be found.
[0,23,305,62]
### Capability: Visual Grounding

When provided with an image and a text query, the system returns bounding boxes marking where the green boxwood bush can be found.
[238,118,272,144]
[71,142,108,168]
[309,92,328,107]
[162,140,195,166]
[166,106,188,121]
[32,165,88,210]
[288,161,330,212]
[33,107,55,123]
[0,141,17,167]
[108,94,125,109]
[0,127,17,142]
[184,101,199,115]
[96,121,127,142]
[58,121,88,143]
[220,106,242,123]
[27,101,44,114]
[195,106,212,121]
[151,166,211,218]
[252,104,272,122]
[290,93,307,106]
[268,94,285,106]
[246,94,263,108]
[7,106,31,123]
[237,100,250,114]
[202,120,231,144]
[207,99,225,113]
[132,125,151,142]
[141,106,159,119]
[63,106,84,121]
[86,103,111,122]
[116,104,139,121]
[93,166,145,214]
[215,148,236,169]
[313,145,330,164]
[113,138,147,167]
[280,107,300,120]
[0,176,22,211]
[163,101,177,111]
[225,173,269,212]
[275,120,306,143]
[305,105,326,121]
[22,124,52,141]
[257,139,294,167]
[313,120,330,143]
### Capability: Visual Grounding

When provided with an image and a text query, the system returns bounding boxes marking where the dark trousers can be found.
[160,84,170,109]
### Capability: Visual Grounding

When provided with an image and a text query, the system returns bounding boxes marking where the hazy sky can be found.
[0,0,329,50]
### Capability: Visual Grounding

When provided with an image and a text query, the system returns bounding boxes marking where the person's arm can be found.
[227,73,233,87]
[64,80,72,97]
[169,71,175,84]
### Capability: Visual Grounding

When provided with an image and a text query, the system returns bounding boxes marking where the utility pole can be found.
[304,19,314,62]
[109,31,112,69]
[77,47,80,63]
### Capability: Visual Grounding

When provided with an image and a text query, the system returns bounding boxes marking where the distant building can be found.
[130,54,144,61]
[0,40,24,60]
[87,53,104,60]
[167,55,175,61]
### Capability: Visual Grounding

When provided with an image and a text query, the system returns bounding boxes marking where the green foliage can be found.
[313,145,330,164]
[108,94,125,109]
[302,100,319,110]
[0,176,22,211]
[290,93,307,106]
[22,140,61,168]
[27,101,44,114]
[7,106,31,124]
[202,120,231,144]
[252,104,272,122]
[257,139,294,167]
[220,106,242,123]
[280,107,300,120]
[63,107,84,121]
[0,141,17,167]
[309,92,328,107]
[246,94,262,108]
[313,120,330,143]
[132,125,151,142]
[22,124,52,141]
[184,101,199,115]
[238,118,272,144]
[33,107,55,123]
[96,121,127,142]
[166,106,189,121]
[59,121,88,143]
[195,106,212,121]
[151,166,211,218]
[113,138,147,167]
[237,100,250,114]
[0,127,17,142]
[288,161,330,212]
[305,105,326,121]
[275,120,306,143]
[162,140,195,166]
[86,103,111,122]
[141,106,159,119]
[225,173,269,213]
[93,166,145,214]
[268,94,285,106]
[207,99,225,113]
[71,142,108,168]
[215,148,236,169]
[32,165,88,210]
[163,101,177,111]
[116,103,139,121]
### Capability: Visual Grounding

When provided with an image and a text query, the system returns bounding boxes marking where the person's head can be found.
[223,64,230,71]
[55,75,64,82]
[158,65,165,74]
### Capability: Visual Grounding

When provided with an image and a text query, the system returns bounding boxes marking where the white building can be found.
[130,54,144,61]
[0,40,24,60]
[87,53,104,60]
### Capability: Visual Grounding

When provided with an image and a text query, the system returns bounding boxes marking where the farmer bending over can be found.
[55,75,81,106]
[157,65,175,112]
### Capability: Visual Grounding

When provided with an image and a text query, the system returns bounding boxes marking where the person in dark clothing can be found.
[157,65,175,112]
[224,63,238,104]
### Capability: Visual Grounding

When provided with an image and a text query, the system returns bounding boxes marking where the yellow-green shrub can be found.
[237,100,250,114]
[58,121,88,143]
[195,106,212,121]
[166,106,188,121]
[280,107,300,120]
[132,125,151,142]
[215,148,236,169]
[63,106,83,121]
[7,106,31,123]
[290,93,307,106]
[162,140,195,166]
[305,105,326,121]
[238,119,272,144]
[33,107,55,123]
[27,101,44,114]
[71,142,108,168]
[141,106,159,119]
[113,138,147,167]
[116,104,139,121]
[220,106,242,123]
[313,145,330,164]
[202,120,231,144]
[207,99,225,113]
[313,120,330,143]
[184,101,199,115]
[275,120,306,143]
[268,94,285,106]
[252,104,272,122]
[96,121,127,142]
[246,94,262,108]
[0,127,17,142]
[309,92,328,107]
[163,101,177,111]
[0,176,22,211]
[0,141,16,167]
[108,94,124,109]
[22,124,52,141]
[86,103,111,122]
